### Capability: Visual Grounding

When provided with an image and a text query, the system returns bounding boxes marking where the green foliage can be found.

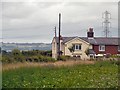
[24,55,55,62]
[38,55,55,62]
[0,54,1,62]
[2,49,54,63]
[2,55,13,63]
[111,55,120,58]
[21,50,52,56]
[2,61,118,88]
[85,48,89,56]
[58,55,71,61]
[68,45,75,52]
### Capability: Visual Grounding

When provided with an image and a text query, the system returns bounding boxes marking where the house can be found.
[52,28,120,60]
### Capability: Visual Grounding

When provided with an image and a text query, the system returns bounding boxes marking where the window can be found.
[99,45,105,51]
[74,44,81,50]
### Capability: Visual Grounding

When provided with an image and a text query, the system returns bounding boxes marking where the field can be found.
[2,60,118,88]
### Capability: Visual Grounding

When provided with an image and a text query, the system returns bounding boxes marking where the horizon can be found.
[1,35,119,43]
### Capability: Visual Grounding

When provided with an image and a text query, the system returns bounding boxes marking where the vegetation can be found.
[68,45,75,52]
[58,55,71,61]
[2,61,118,88]
[1,49,55,63]
[85,48,89,56]
[111,55,120,58]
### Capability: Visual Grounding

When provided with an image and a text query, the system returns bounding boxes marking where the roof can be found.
[89,49,96,54]
[55,37,119,45]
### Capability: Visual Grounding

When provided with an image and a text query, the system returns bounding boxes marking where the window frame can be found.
[99,45,105,51]
[74,44,81,51]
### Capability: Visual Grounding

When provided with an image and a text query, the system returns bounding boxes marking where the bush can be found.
[2,55,15,63]
[46,56,55,62]
[58,55,71,61]
[110,60,120,65]
[2,49,55,63]
[32,56,39,62]
[38,55,46,62]
[110,55,120,58]
[21,50,52,56]
[12,49,21,56]
[38,55,55,62]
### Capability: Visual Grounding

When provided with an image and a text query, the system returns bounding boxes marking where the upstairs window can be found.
[99,45,105,51]
[74,44,81,50]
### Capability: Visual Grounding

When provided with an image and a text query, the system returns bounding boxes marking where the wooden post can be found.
[58,13,61,59]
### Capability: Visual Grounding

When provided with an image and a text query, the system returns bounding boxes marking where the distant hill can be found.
[1,42,52,52]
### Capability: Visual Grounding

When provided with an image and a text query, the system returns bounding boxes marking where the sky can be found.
[0,0,119,43]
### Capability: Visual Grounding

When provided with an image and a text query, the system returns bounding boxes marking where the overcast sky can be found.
[1,0,119,43]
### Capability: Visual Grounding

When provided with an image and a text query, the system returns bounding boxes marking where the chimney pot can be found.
[89,28,93,32]
[87,28,94,38]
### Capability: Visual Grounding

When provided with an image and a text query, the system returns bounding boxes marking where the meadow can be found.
[2,60,119,88]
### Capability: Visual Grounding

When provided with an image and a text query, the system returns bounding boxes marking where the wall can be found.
[93,45,120,54]
[64,37,90,60]
[52,38,57,59]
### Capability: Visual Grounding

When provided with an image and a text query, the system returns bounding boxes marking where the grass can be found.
[2,61,118,88]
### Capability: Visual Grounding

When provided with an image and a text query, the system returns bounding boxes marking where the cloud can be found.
[1,1,118,43]
[1,0,119,2]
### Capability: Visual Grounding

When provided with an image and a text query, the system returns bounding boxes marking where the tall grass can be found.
[2,60,94,71]
[2,61,118,88]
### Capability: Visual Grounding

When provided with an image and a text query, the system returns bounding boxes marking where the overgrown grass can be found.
[2,61,118,88]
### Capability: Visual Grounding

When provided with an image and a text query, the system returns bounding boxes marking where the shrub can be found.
[111,55,120,58]
[58,55,71,61]
[85,48,89,56]
[2,55,14,63]
[38,55,55,62]
[32,56,39,62]
[46,56,55,62]
[2,49,55,63]
[68,45,75,52]
[14,55,25,62]
[12,49,21,56]
[110,60,120,65]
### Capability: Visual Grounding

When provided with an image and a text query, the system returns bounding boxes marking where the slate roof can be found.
[55,37,119,45]
[89,49,96,54]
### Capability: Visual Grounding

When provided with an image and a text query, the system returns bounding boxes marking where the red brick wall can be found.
[93,45,120,55]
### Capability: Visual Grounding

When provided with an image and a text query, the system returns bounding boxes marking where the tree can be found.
[12,49,24,62]
[12,49,21,56]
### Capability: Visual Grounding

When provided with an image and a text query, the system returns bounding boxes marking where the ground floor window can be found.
[99,45,105,51]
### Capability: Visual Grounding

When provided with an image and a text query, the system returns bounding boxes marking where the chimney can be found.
[87,28,94,38]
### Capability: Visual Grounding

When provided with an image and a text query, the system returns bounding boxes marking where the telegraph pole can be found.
[58,13,61,58]
[102,11,111,38]
[54,26,56,38]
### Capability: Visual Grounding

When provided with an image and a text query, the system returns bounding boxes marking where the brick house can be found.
[52,28,120,60]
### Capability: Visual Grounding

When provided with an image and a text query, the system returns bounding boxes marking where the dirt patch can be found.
[2,60,95,71]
